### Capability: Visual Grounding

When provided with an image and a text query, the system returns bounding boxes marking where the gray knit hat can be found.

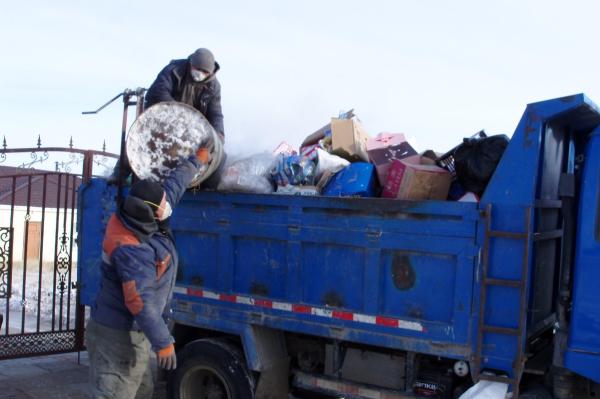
[188,48,215,73]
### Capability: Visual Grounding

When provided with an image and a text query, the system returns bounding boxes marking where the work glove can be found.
[196,147,210,164]
[157,344,177,370]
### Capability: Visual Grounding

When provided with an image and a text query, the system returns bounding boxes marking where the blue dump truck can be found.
[78,94,600,398]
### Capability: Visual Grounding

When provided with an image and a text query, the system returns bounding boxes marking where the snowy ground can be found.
[1,262,78,334]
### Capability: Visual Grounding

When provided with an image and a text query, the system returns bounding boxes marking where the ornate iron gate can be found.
[0,141,117,359]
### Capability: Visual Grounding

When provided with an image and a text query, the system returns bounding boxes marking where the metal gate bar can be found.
[4,176,16,335]
[35,174,47,332]
[51,173,62,331]
[21,175,32,333]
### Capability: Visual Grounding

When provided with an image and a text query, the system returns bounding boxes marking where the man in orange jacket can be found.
[87,149,207,398]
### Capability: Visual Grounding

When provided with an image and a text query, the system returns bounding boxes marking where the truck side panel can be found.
[171,194,481,359]
[77,181,117,306]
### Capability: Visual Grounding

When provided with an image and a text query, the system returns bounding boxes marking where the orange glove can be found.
[157,343,177,370]
[196,147,209,164]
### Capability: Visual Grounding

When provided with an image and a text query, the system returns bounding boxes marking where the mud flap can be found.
[255,357,290,399]
[243,325,289,399]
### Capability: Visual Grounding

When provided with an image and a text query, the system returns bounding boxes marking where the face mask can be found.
[191,69,208,82]
[144,200,173,221]
[158,201,172,221]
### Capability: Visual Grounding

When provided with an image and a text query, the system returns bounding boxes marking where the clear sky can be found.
[1,0,599,160]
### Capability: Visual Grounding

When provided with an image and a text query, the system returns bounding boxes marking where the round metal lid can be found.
[126,102,223,187]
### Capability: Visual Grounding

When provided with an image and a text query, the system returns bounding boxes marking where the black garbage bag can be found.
[453,134,509,196]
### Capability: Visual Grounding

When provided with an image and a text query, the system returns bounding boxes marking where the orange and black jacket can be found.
[91,157,199,355]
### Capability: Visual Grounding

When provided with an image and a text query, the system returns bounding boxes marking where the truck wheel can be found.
[168,339,254,399]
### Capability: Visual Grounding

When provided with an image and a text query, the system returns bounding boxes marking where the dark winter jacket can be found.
[91,157,200,353]
[145,59,224,136]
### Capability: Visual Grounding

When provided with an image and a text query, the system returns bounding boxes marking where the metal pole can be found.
[117,93,130,205]
[135,88,145,117]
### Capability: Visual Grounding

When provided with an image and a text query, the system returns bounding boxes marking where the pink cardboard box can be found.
[366,133,417,185]
[382,155,452,201]
[366,132,407,151]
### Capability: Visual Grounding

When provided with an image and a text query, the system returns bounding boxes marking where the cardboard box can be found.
[322,163,376,197]
[366,132,407,151]
[367,139,418,185]
[420,149,442,165]
[330,118,370,162]
[301,110,355,148]
[382,155,452,201]
[301,111,370,163]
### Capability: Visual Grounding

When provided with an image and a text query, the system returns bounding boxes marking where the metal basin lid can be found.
[126,102,223,187]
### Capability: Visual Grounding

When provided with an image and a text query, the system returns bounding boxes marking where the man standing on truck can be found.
[86,149,208,399]
[145,47,224,140]
[111,48,224,184]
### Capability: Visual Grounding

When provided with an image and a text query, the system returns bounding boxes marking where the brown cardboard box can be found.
[329,118,370,162]
[301,110,355,148]
[301,112,370,163]
[382,155,452,201]
[419,150,442,166]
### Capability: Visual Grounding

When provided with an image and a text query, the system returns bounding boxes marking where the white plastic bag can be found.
[217,153,276,194]
[315,148,350,179]
[459,380,509,399]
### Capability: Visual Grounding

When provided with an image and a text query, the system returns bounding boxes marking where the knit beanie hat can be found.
[188,48,215,73]
[129,179,164,209]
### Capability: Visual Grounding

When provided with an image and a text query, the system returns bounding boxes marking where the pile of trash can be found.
[215,110,509,203]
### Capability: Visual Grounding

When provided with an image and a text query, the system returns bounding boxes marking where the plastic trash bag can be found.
[453,135,509,196]
[271,154,316,186]
[217,153,276,194]
[459,380,509,399]
[315,148,350,180]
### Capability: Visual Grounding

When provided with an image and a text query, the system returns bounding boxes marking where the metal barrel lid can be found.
[126,102,224,187]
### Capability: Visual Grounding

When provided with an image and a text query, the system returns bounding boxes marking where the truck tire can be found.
[168,339,254,399]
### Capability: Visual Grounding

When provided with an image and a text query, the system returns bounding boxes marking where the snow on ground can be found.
[1,263,77,333]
